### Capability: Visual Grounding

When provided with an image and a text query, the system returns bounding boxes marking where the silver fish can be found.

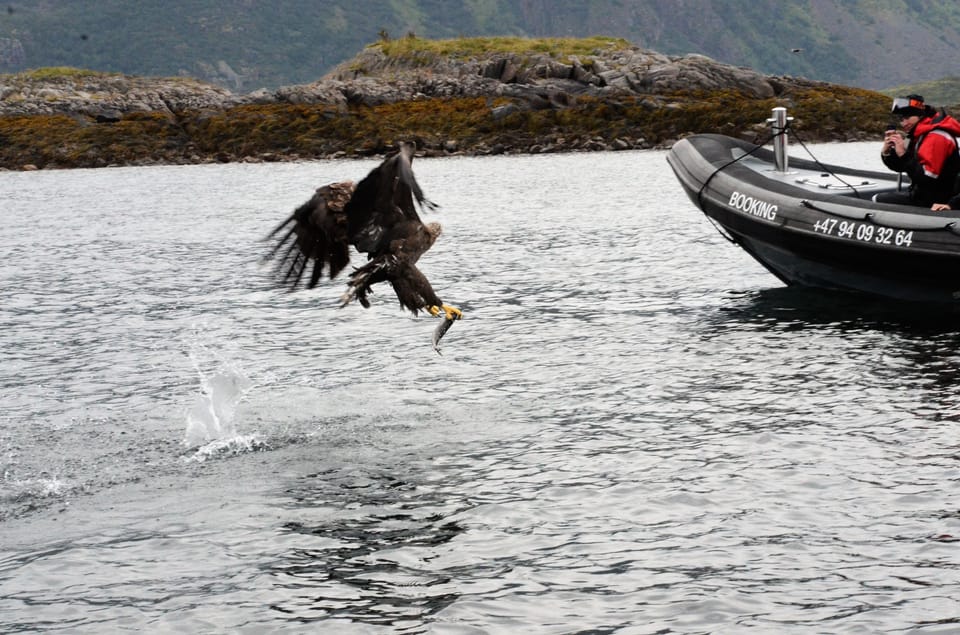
[432,317,456,354]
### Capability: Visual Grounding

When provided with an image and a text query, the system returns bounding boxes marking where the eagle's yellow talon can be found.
[427,304,462,320]
[442,304,462,321]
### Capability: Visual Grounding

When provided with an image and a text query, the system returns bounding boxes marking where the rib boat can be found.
[667,107,960,303]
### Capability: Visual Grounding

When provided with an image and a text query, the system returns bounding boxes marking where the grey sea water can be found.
[1,144,958,633]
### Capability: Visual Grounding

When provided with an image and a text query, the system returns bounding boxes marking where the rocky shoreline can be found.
[0,39,890,170]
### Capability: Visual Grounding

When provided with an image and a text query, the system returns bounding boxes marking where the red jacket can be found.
[882,110,960,205]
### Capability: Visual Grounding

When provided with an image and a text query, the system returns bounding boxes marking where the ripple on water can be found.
[2,149,960,633]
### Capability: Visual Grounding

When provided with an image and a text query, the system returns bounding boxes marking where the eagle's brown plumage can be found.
[264,142,461,348]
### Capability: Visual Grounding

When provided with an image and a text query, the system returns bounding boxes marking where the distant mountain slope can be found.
[880,78,960,109]
[2,1,959,91]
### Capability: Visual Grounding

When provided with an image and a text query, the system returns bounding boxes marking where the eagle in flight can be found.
[264,142,462,350]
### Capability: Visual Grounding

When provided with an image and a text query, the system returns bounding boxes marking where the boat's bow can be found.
[667,118,960,302]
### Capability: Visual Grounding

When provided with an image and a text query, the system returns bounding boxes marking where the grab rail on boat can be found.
[767,107,793,173]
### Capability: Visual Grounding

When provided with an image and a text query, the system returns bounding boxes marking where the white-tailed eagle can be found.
[264,142,462,351]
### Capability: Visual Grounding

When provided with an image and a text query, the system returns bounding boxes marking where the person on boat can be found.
[877,94,960,207]
[932,191,960,212]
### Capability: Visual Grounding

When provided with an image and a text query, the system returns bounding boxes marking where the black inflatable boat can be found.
[667,109,960,303]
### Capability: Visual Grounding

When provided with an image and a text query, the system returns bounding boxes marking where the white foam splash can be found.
[183,328,256,449]
[38,477,70,497]
[4,476,72,501]
[182,434,270,463]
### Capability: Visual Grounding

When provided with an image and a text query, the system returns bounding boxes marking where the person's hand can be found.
[882,130,897,155]
[883,130,906,156]
[932,203,952,212]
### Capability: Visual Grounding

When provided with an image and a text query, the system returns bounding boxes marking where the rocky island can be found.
[0,36,889,170]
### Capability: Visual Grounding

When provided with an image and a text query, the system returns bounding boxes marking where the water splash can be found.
[36,477,70,497]
[182,434,270,463]
[183,327,256,449]
[1,476,72,505]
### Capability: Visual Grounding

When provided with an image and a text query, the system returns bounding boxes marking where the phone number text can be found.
[812,218,913,247]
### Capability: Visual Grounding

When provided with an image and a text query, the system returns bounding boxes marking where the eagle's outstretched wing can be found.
[264,181,354,288]
[345,141,436,255]
[265,142,433,285]
[263,142,462,348]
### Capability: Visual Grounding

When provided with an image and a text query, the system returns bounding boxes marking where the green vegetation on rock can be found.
[0,36,892,170]
[0,88,889,170]
[376,34,631,61]
[14,67,116,80]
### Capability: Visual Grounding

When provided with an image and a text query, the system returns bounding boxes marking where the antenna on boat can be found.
[767,107,794,173]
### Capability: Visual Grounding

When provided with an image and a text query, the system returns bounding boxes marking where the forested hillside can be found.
[2,1,959,94]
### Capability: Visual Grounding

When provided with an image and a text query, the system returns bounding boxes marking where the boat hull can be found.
[667,134,960,303]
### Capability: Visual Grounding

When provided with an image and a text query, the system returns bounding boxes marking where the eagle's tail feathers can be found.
[340,256,393,308]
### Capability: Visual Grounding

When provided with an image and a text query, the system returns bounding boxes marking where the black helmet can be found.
[891,94,927,117]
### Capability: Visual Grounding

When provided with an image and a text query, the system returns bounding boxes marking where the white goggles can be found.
[891,97,923,113]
